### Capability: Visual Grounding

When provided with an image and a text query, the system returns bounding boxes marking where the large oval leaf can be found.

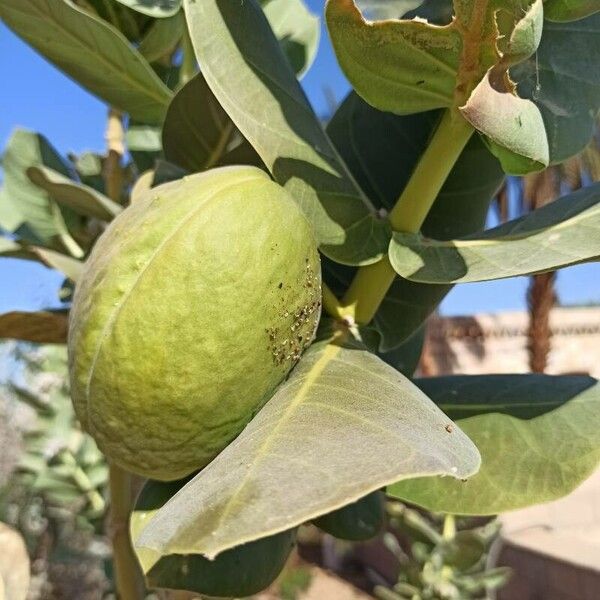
[390,375,600,515]
[162,73,238,173]
[512,12,600,164]
[326,0,460,115]
[389,182,600,283]
[131,479,295,594]
[182,0,388,265]
[135,340,480,559]
[326,94,504,350]
[0,0,173,124]
[0,130,81,255]
[27,166,122,222]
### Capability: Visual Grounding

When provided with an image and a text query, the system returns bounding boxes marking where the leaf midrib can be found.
[4,0,171,107]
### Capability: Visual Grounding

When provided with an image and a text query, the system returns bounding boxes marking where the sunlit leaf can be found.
[327,0,551,173]
[261,0,320,77]
[354,0,423,20]
[136,340,479,559]
[0,0,173,124]
[1,237,83,282]
[131,479,295,594]
[27,166,122,221]
[0,311,69,344]
[0,130,82,257]
[113,0,182,18]
[390,375,600,514]
[182,0,389,265]
[389,183,600,283]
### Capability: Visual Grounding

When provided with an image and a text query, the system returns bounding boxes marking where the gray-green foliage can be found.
[0,0,599,596]
[0,344,108,532]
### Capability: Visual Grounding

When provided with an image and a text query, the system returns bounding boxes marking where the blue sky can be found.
[0,2,598,315]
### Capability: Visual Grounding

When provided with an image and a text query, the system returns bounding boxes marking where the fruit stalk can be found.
[109,464,144,600]
[341,110,474,325]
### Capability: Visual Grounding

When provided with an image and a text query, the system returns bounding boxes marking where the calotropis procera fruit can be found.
[68,166,322,480]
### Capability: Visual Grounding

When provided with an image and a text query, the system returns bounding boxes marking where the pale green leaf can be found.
[127,122,163,173]
[0,0,173,124]
[0,311,69,344]
[182,0,388,266]
[326,0,461,115]
[389,183,600,283]
[355,0,423,20]
[512,13,600,164]
[131,479,295,594]
[390,375,600,514]
[27,166,122,221]
[544,0,600,21]
[460,71,549,174]
[0,130,82,256]
[261,0,320,77]
[136,341,480,559]
[0,237,83,281]
[113,0,181,18]
[30,247,84,282]
[327,0,553,173]
[138,11,184,63]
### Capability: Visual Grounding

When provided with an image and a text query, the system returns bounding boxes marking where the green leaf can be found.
[0,0,173,124]
[1,236,83,282]
[314,490,385,541]
[460,70,549,175]
[138,11,184,63]
[261,0,320,77]
[0,129,83,257]
[389,183,600,283]
[131,479,295,594]
[327,0,552,173]
[389,374,600,514]
[113,0,182,18]
[354,0,424,20]
[0,311,69,344]
[326,0,461,115]
[182,0,388,266]
[325,94,504,349]
[135,340,480,559]
[512,13,600,164]
[162,73,237,173]
[27,166,122,221]
[126,122,163,172]
[544,0,600,21]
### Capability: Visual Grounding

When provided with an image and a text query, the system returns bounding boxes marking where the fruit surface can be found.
[68,166,321,480]
[130,478,296,596]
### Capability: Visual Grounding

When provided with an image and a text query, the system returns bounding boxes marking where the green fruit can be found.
[131,478,296,596]
[314,491,386,541]
[68,166,321,480]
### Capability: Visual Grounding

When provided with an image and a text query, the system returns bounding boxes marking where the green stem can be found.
[109,464,143,600]
[341,110,474,325]
[443,513,456,541]
[322,282,345,321]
